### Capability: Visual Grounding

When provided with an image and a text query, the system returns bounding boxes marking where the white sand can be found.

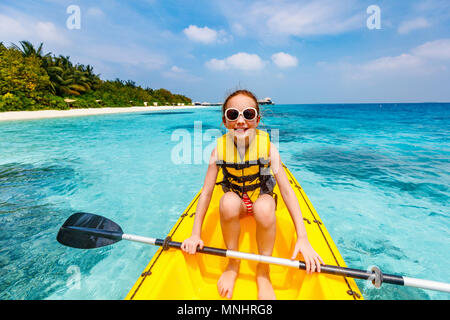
[0,105,215,122]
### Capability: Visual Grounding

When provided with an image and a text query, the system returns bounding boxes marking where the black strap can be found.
[228,182,260,193]
[222,167,260,183]
[216,158,270,170]
[217,162,254,170]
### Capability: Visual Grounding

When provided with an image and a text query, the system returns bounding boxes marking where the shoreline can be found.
[0,105,216,122]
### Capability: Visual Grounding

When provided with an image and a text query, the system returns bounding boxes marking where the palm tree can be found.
[84,64,101,90]
[125,80,136,88]
[38,55,99,96]
[10,41,50,58]
[54,56,85,96]
[42,55,82,96]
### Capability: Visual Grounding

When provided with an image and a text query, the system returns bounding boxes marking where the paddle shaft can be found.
[121,233,450,293]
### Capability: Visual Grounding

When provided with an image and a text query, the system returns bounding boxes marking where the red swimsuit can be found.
[242,192,253,215]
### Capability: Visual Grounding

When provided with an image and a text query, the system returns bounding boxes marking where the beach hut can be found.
[64,98,76,108]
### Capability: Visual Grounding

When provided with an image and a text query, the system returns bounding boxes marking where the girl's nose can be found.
[236,114,245,124]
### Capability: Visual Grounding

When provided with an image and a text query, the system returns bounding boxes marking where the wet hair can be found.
[222,89,260,115]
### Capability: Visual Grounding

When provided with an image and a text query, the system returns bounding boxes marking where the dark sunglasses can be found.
[224,107,258,121]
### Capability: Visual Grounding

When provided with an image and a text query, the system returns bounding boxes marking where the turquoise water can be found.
[0,103,448,300]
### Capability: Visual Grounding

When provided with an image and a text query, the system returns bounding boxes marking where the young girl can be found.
[181,89,324,300]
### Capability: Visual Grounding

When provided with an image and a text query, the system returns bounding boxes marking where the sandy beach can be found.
[0,105,215,122]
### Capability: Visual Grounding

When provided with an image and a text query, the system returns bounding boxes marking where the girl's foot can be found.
[217,260,240,299]
[256,264,276,300]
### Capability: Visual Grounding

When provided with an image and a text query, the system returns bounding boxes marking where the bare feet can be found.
[217,260,240,299]
[256,264,276,300]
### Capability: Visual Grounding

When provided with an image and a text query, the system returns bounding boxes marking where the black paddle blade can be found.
[57,212,124,249]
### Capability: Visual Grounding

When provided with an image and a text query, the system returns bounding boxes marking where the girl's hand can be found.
[291,238,325,274]
[181,235,204,254]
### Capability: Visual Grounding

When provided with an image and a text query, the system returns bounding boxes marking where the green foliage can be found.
[0,41,192,112]
[0,92,36,112]
[39,94,69,110]
[10,41,49,58]
[0,45,51,100]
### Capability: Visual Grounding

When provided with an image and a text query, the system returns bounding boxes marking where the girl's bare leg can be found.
[218,192,247,299]
[253,194,277,300]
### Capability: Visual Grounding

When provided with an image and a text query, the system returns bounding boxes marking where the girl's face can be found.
[223,94,260,141]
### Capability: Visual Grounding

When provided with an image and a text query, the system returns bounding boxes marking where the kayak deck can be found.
[125,165,363,300]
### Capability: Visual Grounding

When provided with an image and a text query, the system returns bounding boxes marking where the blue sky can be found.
[1,0,449,103]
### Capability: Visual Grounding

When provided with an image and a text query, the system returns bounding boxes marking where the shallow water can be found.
[0,104,448,300]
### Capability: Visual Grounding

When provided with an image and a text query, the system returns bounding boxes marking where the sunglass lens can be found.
[226,109,239,121]
[243,109,256,120]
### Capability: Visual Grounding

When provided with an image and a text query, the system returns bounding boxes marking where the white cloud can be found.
[205,58,228,70]
[271,52,298,68]
[206,53,265,71]
[398,18,430,34]
[36,22,67,44]
[87,7,105,17]
[332,38,450,80]
[84,44,167,70]
[162,65,201,81]
[360,54,423,72]
[0,14,28,39]
[170,66,185,73]
[226,53,265,70]
[412,38,450,60]
[266,1,362,36]
[413,0,450,13]
[184,25,217,43]
[0,13,69,47]
[221,0,363,40]
[183,25,231,44]
[231,23,246,36]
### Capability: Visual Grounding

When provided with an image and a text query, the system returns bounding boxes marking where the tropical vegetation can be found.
[0,41,192,112]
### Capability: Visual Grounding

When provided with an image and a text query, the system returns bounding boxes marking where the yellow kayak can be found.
[125,164,363,300]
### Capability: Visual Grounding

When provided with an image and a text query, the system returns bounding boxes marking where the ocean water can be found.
[0,103,448,300]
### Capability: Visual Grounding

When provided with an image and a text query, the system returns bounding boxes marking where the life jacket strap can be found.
[228,182,260,194]
[216,158,270,170]
[222,168,260,183]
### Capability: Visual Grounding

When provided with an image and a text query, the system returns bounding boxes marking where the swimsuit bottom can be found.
[242,193,254,215]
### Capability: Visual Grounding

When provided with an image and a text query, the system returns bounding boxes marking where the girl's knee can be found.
[253,195,276,229]
[220,192,242,221]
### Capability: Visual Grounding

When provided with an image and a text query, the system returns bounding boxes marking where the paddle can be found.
[57,212,450,294]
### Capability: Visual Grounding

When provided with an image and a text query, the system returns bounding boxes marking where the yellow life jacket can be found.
[216,129,276,201]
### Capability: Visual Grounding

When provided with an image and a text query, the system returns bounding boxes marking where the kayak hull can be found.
[126,165,363,300]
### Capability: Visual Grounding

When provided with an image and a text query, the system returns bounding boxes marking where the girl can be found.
[181,89,324,300]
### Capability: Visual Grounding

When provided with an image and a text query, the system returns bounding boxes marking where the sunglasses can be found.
[224,107,258,121]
